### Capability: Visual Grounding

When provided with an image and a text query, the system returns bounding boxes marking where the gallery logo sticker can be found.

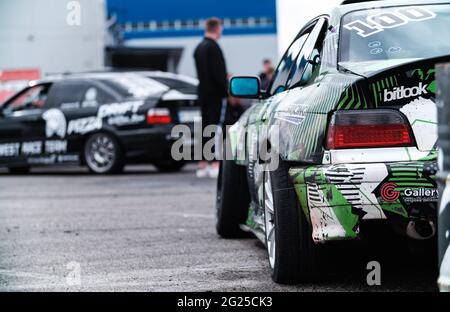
[384,82,428,102]
[380,182,400,202]
[42,109,67,138]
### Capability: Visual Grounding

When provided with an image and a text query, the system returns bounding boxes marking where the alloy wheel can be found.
[86,134,116,173]
[264,171,276,269]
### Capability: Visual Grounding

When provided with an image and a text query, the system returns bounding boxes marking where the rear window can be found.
[340,4,450,71]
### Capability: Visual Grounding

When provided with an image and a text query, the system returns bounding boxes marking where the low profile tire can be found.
[216,160,251,238]
[154,160,186,173]
[8,166,30,174]
[264,161,318,284]
[84,132,124,174]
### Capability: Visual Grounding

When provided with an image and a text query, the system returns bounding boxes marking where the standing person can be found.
[194,17,228,178]
[259,59,274,91]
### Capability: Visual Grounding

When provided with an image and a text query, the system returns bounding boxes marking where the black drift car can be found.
[0,72,199,174]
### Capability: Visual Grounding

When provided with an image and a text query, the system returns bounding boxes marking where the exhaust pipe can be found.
[406,220,436,240]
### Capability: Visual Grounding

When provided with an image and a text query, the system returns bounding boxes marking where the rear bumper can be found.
[289,161,438,243]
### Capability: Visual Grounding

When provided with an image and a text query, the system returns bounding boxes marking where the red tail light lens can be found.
[326,110,414,149]
[147,108,172,125]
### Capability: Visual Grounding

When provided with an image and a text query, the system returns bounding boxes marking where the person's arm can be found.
[208,45,228,97]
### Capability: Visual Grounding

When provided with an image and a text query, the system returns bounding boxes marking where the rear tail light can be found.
[147,108,172,125]
[326,109,414,149]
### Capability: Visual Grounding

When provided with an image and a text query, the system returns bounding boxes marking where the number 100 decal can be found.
[344,7,436,38]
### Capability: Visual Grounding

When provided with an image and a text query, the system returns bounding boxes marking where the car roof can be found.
[33,72,142,84]
[31,71,198,87]
[34,71,198,85]
[336,0,450,16]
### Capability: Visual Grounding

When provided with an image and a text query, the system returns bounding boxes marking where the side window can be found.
[3,84,52,112]
[269,31,311,95]
[287,18,328,88]
[47,80,90,109]
[47,80,115,109]
[80,84,116,108]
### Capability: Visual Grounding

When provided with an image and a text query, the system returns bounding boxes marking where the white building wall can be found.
[0,0,105,76]
[276,0,342,56]
[126,34,278,78]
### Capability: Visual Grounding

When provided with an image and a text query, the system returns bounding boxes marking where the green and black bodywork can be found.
[219,0,449,283]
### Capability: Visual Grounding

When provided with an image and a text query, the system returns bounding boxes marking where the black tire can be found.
[84,132,124,174]
[154,160,186,173]
[8,166,30,174]
[216,160,251,238]
[265,161,318,284]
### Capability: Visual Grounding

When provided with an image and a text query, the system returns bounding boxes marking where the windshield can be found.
[339,4,450,73]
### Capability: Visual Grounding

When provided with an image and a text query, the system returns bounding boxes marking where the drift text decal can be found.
[344,7,436,38]
[0,140,67,157]
[67,101,145,135]
[0,143,20,157]
[67,117,102,135]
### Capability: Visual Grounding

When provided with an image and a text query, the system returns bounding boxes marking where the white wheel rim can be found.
[264,171,276,269]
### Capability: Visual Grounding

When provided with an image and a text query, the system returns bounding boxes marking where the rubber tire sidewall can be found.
[267,161,318,284]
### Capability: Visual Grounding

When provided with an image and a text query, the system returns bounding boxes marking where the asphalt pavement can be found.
[0,164,439,291]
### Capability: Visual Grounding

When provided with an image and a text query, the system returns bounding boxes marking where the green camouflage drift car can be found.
[216,0,449,284]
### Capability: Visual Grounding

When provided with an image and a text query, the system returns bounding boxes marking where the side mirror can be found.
[229,76,261,99]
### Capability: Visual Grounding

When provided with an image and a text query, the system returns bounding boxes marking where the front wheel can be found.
[84,132,124,174]
[264,161,318,284]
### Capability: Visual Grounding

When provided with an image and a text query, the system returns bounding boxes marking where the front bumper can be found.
[289,161,438,243]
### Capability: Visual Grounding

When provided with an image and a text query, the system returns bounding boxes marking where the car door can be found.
[246,17,329,221]
[243,25,314,220]
[45,79,118,154]
[0,83,52,167]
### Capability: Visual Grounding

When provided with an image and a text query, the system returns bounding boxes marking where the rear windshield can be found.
[340,4,450,71]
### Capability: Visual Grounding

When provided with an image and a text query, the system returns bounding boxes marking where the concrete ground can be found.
[0,164,438,291]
